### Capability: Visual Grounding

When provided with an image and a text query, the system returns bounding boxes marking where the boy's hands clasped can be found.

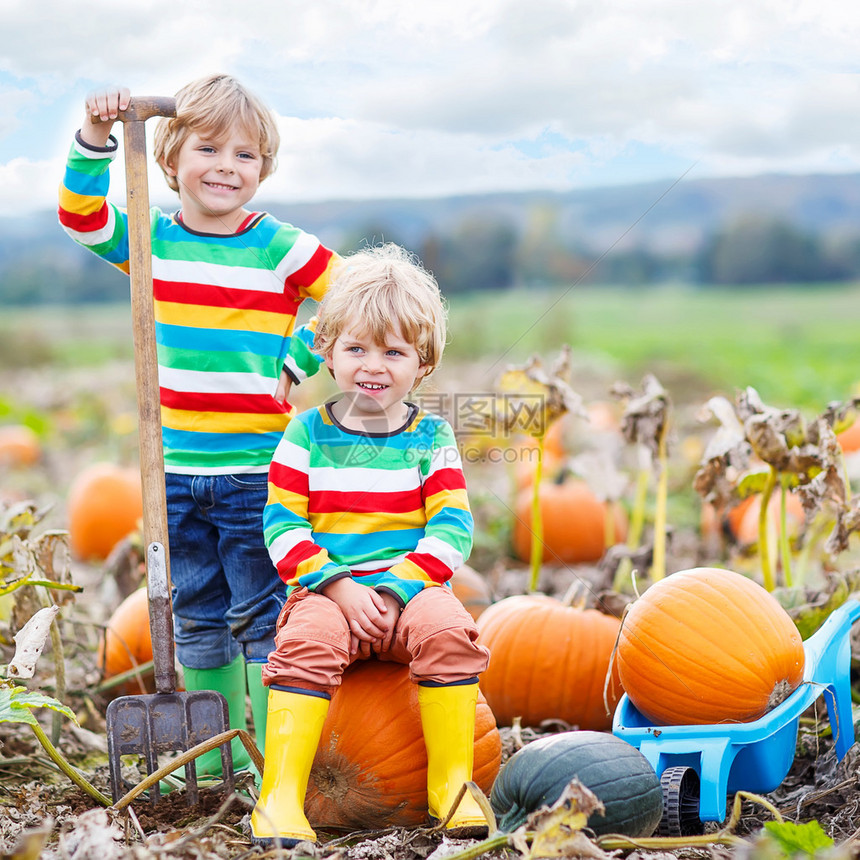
[321,577,401,656]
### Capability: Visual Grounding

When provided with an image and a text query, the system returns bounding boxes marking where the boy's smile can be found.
[165,128,263,233]
[325,325,427,432]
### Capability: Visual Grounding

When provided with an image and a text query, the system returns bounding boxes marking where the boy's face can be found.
[163,126,263,233]
[325,324,427,431]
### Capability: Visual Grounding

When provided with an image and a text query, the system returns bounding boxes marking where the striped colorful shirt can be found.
[264,403,473,606]
[58,132,339,475]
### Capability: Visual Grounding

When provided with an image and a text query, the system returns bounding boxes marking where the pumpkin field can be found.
[3,283,860,859]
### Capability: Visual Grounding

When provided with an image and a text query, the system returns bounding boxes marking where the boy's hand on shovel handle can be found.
[82,86,130,147]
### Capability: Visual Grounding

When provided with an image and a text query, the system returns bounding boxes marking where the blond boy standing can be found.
[59,75,339,775]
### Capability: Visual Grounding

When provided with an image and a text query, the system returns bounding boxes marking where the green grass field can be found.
[445,283,860,412]
[3,282,860,414]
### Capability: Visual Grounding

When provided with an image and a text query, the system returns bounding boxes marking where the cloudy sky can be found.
[3,0,860,218]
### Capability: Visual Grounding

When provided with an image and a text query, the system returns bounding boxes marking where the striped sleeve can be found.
[58,133,131,273]
[375,418,473,605]
[263,415,351,588]
[283,317,324,383]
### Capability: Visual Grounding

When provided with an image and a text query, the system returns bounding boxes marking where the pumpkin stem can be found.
[428,781,496,835]
[794,511,830,587]
[759,468,778,591]
[561,579,588,610]
[435,830,516,860]
[47,607,65,747]
[650,424,669,582]
[778,480,794,589]
[527,436,546,594]
[612,449,650,591]
[30,721,113,808]
[837,443,852,504]
[604,500,616,549]
[597,789,783,853]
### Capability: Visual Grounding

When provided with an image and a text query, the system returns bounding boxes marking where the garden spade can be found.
[95,98,234,805]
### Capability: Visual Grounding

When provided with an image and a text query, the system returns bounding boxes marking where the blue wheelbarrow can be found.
[613,598,860,834]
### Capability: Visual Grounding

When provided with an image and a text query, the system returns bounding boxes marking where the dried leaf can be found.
[819,398,860,435]
[56,808,126,859]
[526,780,609,859]
[699,395,747,462]
[610,374,670,462]
[496,347,585,439]
[7,605,59,679]
[694,396,751,505]
[5,820,52,860]
[824,496,860,557]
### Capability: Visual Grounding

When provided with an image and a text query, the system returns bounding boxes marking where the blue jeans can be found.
[165,472,285,669]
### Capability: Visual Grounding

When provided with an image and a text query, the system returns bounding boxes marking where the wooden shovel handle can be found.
[108,96,178,692]
[89,96,177,125]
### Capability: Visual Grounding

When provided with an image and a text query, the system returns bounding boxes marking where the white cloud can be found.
[3,0,860,217]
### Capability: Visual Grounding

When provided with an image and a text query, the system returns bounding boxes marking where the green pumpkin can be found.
[490,731,663,837]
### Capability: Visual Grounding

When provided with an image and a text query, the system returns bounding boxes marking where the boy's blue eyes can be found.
[197,146,256,159]
[345,346,403,357]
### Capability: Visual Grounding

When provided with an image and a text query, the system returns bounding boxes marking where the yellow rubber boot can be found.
[250,687,330,848]
[418,682,489,838]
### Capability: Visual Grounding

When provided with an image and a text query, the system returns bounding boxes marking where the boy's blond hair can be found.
[153,73,280,194]
[315,244,448,377]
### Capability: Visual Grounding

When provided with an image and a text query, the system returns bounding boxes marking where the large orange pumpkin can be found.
[475,594,623,730]
[97,587,154,698]
[450,564,492,621]
[67,462,143,560]
[0,425,41,468]
[617,567,805,726]
[305,660,501,831]
[512,479,628,564]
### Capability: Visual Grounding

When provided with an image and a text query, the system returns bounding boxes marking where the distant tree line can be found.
[5,211,860,307]
[345,212,860,292]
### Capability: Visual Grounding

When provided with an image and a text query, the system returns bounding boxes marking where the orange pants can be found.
[262,585,490,696]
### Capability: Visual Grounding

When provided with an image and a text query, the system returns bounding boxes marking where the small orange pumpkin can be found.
[512,479,627,564]
[585,400,621,434]
[725,495,756,538]
[617,567,805,725]
[97,587,154,698]
[837,420,860,455]
[476,594,623,730]
[0,425,41,468]
[305,660,501,830]
[67,462,143,561]
[450,564,492,621]
[735,492,805,545]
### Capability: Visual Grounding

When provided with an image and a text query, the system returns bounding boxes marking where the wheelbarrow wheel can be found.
[657,766,703,836]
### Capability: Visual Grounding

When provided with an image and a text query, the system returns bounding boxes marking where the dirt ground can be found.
[2,555,860,860]
[2,703,859,859]
[3,358,860,858]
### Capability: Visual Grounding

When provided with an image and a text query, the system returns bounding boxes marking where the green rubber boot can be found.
[179,655,257,781]
[246,661,269,753]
